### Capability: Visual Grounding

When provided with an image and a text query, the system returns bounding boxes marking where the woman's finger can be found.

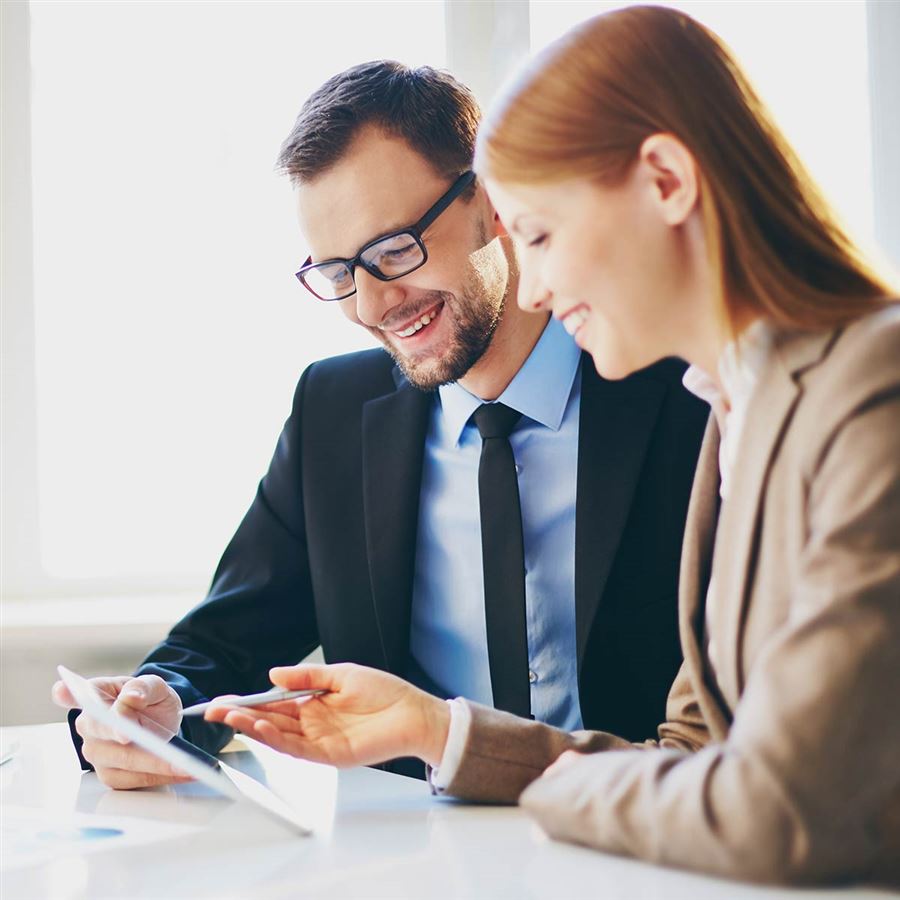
[223,707,305,735]
[268,663,348,692]
[251,720,331,763]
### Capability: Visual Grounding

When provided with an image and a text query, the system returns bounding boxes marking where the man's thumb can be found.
[117,678,149,709]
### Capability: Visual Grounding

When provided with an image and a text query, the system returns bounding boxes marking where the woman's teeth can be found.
[562,307,589,335]
[395,309,438,338]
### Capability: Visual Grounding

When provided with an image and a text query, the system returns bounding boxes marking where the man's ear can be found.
[638,133,699,227]
[476,181,508,239]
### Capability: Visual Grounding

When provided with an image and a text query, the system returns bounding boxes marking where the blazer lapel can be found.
[361,374,434,674]
[712,328,837,702]
[575,355,667,668]
[677,416,731,741]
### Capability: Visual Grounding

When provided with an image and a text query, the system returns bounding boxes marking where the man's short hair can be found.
[277,60,481,185]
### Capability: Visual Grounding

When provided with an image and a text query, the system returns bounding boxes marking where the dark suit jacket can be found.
[136,347,707,772]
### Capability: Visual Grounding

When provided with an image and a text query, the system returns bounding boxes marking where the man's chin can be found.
[392,354,456,392]
[374,341,463,391]
[371,311,498,391]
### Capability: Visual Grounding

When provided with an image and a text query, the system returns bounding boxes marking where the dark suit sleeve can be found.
[135,366,320,754]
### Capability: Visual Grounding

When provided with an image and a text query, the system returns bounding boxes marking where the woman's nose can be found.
[516,264,552,313]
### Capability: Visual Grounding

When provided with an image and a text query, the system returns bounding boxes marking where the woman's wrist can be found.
[416,693,451,767]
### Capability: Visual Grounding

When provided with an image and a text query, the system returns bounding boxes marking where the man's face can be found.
[295,128,511,390]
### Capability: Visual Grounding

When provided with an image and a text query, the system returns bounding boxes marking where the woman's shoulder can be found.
[837,301,900,358]
[781,304,900,487]
[801,302,900,410]
[766,303,900,470]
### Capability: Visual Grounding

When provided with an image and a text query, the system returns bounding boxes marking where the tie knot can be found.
[472,402,522,440]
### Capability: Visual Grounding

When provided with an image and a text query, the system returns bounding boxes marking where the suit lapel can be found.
[575,355,667,668]
[712,329,837,701]
[677,416,731,740]
[361,375,434,674]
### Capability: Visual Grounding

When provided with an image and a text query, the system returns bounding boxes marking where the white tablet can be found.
[58,665,311,836]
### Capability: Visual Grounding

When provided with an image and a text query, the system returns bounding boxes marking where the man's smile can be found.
[382,301,446,341]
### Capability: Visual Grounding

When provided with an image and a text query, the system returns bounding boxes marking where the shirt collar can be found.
[682,318,774,424]
[438,317,582,446]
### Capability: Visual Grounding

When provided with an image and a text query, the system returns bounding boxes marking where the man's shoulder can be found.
[636,355,691,387]
[300,347,400,401]
[305,346,396,381]
[584,354,701,408]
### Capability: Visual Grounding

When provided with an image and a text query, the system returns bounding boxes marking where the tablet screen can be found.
[58,665,311,836]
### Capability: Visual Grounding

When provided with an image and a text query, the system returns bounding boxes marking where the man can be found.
[53,61,707,788]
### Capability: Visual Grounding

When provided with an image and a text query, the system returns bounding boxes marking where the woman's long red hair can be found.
[477,5,894,331]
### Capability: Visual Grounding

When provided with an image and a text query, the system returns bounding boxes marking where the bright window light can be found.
[29,1,446,583]
[529,1,874,249]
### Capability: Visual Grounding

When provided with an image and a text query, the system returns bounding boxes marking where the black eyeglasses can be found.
[295,170,476,302]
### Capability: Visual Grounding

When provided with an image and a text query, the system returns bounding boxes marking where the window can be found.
[529,0,875,249]
[2,0,896,606]
[24,1,445,587]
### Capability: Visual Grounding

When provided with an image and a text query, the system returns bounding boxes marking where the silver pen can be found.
[0,742,19,766]
[182,688,328,716]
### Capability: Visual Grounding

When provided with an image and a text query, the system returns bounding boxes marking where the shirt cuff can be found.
[429,698,472,792]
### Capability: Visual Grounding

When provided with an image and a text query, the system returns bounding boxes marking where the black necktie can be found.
[472,402,531,718]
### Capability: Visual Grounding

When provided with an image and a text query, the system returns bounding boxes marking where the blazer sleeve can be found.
[438,660,710,804]
[518,387,900,885]
[135,367,320,754]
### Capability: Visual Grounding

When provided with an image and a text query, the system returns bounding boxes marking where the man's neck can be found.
[458,305,551,402]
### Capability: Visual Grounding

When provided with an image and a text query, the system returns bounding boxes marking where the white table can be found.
[1,724,894,900]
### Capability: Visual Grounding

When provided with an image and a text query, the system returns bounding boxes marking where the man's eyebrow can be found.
[315,217,415,263]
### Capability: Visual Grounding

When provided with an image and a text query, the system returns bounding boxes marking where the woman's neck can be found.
[685,301,762,403]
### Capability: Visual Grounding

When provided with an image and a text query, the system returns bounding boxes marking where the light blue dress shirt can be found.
[407,317,584,731]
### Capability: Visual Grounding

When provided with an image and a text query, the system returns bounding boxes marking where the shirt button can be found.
[528,670,538,684]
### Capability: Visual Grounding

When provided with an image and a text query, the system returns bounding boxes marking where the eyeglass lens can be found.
[300,231,425,301]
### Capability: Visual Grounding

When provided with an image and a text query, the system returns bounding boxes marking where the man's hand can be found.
[51,674,192,790]
[204,663,450,768]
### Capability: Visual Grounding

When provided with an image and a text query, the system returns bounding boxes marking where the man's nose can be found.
[354,268,407,328]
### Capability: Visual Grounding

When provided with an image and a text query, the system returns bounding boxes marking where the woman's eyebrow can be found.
[510,214,545,235]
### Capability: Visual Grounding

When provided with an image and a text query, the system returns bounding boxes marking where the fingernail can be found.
[123,690,143,700]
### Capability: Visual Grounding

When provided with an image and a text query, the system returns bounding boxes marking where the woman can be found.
[207,7,900,885]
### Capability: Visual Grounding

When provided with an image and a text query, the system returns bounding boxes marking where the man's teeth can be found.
[395,310,437,337]
[562,308,589,335]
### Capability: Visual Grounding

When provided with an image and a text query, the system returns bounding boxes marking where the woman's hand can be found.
[204,663,450,768]
[541,749,583,779]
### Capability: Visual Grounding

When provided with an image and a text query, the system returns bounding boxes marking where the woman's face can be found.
[486,155,700,379]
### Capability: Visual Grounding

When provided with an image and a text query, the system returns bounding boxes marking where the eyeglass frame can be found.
[294,169,477,302]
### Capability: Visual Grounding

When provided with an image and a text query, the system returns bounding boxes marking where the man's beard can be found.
[373,286,505,391]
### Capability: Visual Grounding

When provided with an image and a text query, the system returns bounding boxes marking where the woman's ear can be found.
[638,133,699,227]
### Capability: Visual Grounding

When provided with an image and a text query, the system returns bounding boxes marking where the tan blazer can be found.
[438,306,900,886]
